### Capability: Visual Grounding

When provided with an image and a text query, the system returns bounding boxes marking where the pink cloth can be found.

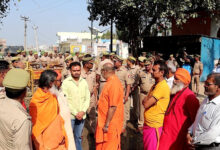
[143,125,162,150]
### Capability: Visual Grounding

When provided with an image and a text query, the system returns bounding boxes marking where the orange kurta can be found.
[95,75,124,150]
[29,88,67,150]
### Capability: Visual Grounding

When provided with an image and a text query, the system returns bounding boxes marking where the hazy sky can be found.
[0,0,107,47]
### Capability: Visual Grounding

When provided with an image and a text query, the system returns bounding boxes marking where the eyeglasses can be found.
[204,82,215,87]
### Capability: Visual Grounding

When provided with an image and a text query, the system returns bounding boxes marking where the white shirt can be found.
[191,95,220,145]
[166,76,174,89]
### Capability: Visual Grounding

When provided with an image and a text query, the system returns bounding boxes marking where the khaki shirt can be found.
[73,56,79,62]
[62,67,71,81]
[81,68,96,93]
[58,57,65,66]
[193,61,203,74]
[20,56,28,62]
[40,56,50,67]
[0,97,32,150]
[27,55,35,62]
[139,70,155,93]
[96,59,113,81]
[128,65,140,87]
[115,66,133,90]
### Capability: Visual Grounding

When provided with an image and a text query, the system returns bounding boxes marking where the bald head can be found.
[102,63,115,72]
[102,63,115,80]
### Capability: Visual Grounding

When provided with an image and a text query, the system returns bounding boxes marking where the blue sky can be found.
[0,0,107,46]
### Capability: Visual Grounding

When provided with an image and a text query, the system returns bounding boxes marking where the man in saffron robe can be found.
[29,70,68,150]
[95,63,124,150]
[159,68,200,150]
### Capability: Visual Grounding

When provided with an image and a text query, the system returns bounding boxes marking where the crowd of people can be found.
[0,49,220,150]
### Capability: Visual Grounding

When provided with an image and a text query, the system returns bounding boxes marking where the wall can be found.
[172,15,211,36]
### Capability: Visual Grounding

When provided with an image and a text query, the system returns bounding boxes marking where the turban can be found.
[175,68,191,85]
[55,70,62,81]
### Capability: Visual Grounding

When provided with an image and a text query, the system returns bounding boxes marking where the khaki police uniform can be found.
[30,57,41,69]
[40,56,49,68]
[20,55,28,62]
[73,55,79,62]
[192,61,203,94]
[138,70,155,127]
[128,64,140,125]
[0,68,32,150]
[27,55,35,62]
[61,55,73,81]
[96,58,113,94]
[81,67,97,133]
[115,65,133,129]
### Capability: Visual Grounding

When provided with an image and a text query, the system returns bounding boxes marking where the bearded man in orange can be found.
[96,63,124,150]
[29,70,68,150]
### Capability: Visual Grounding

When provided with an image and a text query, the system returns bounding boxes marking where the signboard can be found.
[70,45,82,54]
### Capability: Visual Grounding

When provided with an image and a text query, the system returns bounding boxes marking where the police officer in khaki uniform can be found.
[192,54,203,95]
[73,52,80,62]
[58,52,65,67]
[138,56,147,71]
[0,68,32,150]
[61,55,73,81]
[110,52,116,62]
[40,52,49,68]
[114,55,133,131]
[138,60,155,130]
[11,57,25,69]
[127,56,140,128]
[20,51,28,63]
[81,57,97,134]
[167,54,178,68]
[30,53,41,69]
[27,50,35,62]
[96,52,113,94]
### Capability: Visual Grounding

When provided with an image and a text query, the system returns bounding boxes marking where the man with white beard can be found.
[50,70,76,150]
[158,68,200,150]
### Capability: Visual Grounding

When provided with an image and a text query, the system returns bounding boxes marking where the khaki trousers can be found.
[192,75,200,94]
[123,96,131,129]
[138,93,147,127]
[87,94,97,134]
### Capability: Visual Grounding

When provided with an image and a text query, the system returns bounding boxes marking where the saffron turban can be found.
[175,68,191,85]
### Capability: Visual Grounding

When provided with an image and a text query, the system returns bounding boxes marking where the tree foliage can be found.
[88,0,219,55]
[0,0,11,21]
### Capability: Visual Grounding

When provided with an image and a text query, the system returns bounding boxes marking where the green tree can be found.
[101,30,117,39]
[88,0,218,56]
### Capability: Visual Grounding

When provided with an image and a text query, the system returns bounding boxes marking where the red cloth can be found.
[22,101,26,109]
[158,88,200,150]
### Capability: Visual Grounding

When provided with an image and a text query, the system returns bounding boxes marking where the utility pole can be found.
[110,19,113,52]
[32,25,39,52]
[91,19,93,53]
[21,16,29,51]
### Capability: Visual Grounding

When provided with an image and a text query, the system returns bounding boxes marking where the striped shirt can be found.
[191,95,220,145]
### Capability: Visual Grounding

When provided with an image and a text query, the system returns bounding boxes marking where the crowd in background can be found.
[0,49,220,150]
